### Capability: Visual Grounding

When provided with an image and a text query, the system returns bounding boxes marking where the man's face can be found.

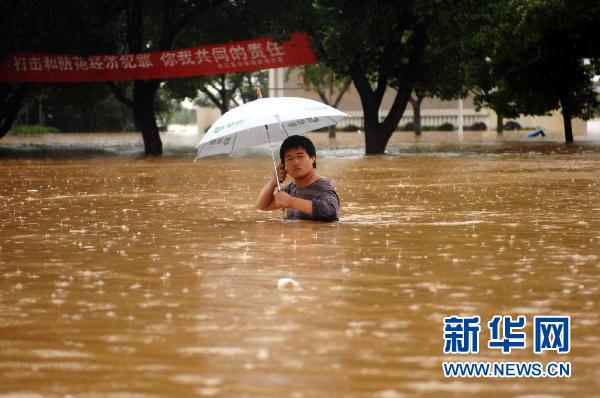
[283,147,315,179]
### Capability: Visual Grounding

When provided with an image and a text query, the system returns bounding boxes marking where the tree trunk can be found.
[364,126,391,153]
[220,75,230,114]
[328,125,336,138]
[413,100,421,135]
[328,73,336,139]
[360,87,412,154]
[0,83,27,139]
[560,97,574,143]
[351,62,412,155]
[496,113,504,134]
[409,94,424,136]
[360,87,412,155]
[133,81,162,156]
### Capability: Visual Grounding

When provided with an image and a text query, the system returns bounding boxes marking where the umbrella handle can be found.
[265,124,281,191]
[272,161,281,191]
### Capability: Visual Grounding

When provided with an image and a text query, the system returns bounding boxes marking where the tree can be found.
[105,0,217,156]
[269,0,479,154]
[164,71,268,116]
[407,1,477,136]
[407,91,425,135]
[0,0,123,139]
[159,0,270,117]
[0,83,27,138]
[17,83,135,132]
[238,71,269,104]
[471,0,600,142]
[308,1,427,153]
[1,1,267,154]
[287,64,351,138]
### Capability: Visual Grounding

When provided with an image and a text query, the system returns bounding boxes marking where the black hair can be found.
[279,135,317,169]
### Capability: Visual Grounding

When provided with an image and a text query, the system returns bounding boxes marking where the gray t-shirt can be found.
[283,178,340,222]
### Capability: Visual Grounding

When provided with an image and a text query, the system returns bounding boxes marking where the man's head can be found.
[279,135,317,179]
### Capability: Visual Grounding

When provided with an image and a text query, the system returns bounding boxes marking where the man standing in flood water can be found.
[256,135,340,221]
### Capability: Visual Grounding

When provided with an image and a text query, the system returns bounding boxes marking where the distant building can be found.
[197,67,589,136]
[272,67,588,136]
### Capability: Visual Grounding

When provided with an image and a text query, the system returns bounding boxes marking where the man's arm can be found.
[256,163,287,211]
[273,191,313,216]
[256,179,279,211]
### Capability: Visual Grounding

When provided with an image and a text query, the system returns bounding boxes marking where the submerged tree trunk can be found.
[133,81,162,156]
[0,83,27,139]
[560,97,574,143]
[496,113,504,134]
[106,0,201,156]
[328,125,336,138]
[364,125,391,153]
[109,79,163,156]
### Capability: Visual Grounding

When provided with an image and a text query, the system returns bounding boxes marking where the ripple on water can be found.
[178,346,249,356]
[30,349,92,359]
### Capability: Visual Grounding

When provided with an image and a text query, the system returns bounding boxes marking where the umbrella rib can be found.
[195,143,205,161]
[281,121,290,137]
[230,133,238,153]
[326,116,339,127]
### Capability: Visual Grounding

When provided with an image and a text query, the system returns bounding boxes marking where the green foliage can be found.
[164,71,268,114]
[4,0,599,149]
[286,64,351,107]
[161,1,269,113]
[154,87,178,131]
[11,125,59,135]
[35,83,135,132]
[238,71,269,103]
[1,1,122,56]
[168,107,196,125]
[469,0,600,131]
[0,1,125,138]
[266,0,493,152]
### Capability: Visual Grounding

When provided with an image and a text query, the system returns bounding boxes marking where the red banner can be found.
[0,32,317,83]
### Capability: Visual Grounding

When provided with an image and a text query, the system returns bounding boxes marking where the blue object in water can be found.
[526,129,546,137]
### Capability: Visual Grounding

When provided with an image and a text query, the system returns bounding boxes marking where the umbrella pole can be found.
[265,124,281,191]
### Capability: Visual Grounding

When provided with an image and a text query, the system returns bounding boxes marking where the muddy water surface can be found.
[0,133,599,397]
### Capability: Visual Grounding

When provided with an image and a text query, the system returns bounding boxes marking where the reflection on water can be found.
[0,133,599,397]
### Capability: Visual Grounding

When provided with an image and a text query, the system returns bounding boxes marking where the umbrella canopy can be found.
[196,97,348,158]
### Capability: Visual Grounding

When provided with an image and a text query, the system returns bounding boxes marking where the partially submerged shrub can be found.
[466,121,487,131]
[503,121,522,130]
[438,122,455,131]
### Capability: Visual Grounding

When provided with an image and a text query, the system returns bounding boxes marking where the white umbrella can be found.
[196,96,348,190]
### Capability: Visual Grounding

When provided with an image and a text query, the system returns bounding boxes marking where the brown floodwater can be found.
[0,132,599,397]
